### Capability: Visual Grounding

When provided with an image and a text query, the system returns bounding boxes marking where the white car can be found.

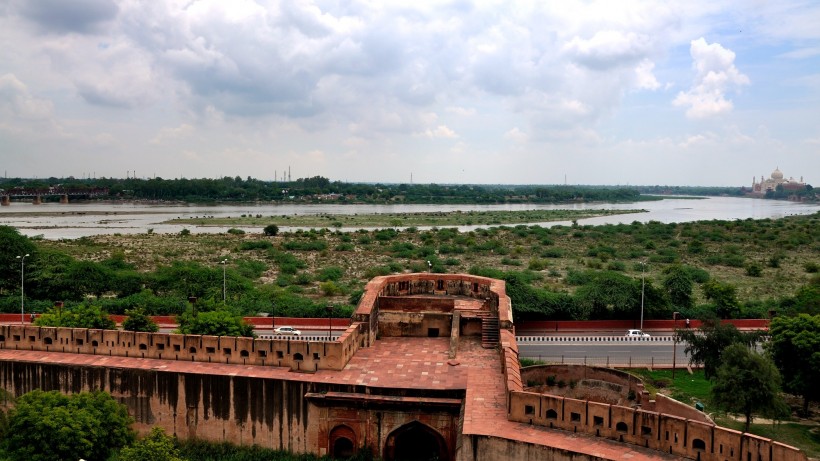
[625,329,650,338]
[273,326,301,336]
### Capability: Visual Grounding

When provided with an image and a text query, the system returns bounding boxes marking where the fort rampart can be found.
[0,273,808,461]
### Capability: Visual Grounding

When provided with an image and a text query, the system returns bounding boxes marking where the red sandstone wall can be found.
[0,360,317,452]
[0,325,350,372]
[378,296,455,312]
[506,389,807,461]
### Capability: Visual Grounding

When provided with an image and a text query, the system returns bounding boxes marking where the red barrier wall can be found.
[517,319,769,333]
[2,314,765,332]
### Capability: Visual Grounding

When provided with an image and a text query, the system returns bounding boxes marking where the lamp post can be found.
[672,312,679,378]
[640,261,646,332]
[16,254,29,324]
[220,259,228,302]
[327,304,333,340]
[271,301,276,332]
[427,260,432,272]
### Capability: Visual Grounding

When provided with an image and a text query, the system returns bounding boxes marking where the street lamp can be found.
[326,304,333,340]
[639,261,646,332]
[427,260,432,272]
[672,312,679,378]
[271,301,276,332]
[220,259,228,302]
[16,254,29,324]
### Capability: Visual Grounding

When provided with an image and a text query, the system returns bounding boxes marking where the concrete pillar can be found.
[1,196,9,206]
[60,194,69,204]
[33,195,42,205]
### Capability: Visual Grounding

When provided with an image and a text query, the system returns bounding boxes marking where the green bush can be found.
[317,266,344,282]
[238,240,273,251]
[227,228,245,235]
[262,224,279,236]
[745,264,763,277]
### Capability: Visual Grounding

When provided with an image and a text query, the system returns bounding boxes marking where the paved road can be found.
[517,338,691,368]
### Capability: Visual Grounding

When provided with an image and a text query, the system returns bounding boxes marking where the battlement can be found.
[0,322,369,372]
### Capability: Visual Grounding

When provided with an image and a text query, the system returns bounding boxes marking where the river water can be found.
[1,196,818,239]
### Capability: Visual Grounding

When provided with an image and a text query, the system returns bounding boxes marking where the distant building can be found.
[750,167,806,195]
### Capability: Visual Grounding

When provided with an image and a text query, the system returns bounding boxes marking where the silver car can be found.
[274,326,301,336]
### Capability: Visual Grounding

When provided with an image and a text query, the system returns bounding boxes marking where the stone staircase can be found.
[480,313,500,349]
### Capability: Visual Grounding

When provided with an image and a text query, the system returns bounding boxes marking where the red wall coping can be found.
[517,318,769,333]
[0,314,768,331]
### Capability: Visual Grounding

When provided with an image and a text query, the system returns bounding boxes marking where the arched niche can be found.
[383,421,449,461]
[329,424,357,459]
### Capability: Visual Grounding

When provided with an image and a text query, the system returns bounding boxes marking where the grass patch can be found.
[625,369,712,406]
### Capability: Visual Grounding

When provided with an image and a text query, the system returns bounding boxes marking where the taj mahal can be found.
[750,167,807,195]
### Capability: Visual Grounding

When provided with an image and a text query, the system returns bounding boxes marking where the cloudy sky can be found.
[1,1,819,186]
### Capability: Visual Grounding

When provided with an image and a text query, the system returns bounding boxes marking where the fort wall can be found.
[0,323,369,372]
[506,389,806,461]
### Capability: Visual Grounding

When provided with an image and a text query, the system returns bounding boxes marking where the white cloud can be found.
[0,73,53,120]
[421,125,458,139]
[504,127,528,143]
[673,38,750,118]
[562,30,653,70]
[634,59,660,90]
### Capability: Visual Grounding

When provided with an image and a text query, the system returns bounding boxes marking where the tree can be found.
[663,265,694,310]
[65,260,113,299]
[703,279,741,318]
[779,276,820,315]
[122,307,159,332]
[676,319,766,380]
[119,427,183,461]
[263,224,279,236]
[766,313,820,415]
[176,308,256,337]
[3,389,134,461]
[711,344,788,432]
[34,303,117,329]
[0,226,36,294]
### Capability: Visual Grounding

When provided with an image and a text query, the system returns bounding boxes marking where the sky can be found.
[1,1,819,187]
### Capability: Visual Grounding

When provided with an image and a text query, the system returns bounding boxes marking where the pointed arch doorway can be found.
[383,421,449,461]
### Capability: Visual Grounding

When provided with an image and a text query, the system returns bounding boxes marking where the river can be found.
[1,196,818,239]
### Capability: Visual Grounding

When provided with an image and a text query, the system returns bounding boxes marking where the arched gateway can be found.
[384,421,449,461]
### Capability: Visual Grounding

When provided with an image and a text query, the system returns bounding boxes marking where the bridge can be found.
[0,186,109,205]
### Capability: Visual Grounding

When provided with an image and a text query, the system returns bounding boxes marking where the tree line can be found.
[0,175,771,204]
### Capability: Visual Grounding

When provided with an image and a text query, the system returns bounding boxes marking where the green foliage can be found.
[180,228,191,236]
[34,303,117,329]
[663,265,694,310]
[711,344,787,432]
[176,438,330,461]
[0,226,37,294]
[238,240,274,251]
[745,263,763,277]
[703,279,741,319]
[176,308,256,337]
[3,389,134,461]
[676,319,766,380]
[766,313,820,415]
[317,266,344,282]
[122,307,159,332]
[226,228,246,235]
[119,427,182,461]
[262,224,279,236]
[319,281,342,296]
[282,240,328,251]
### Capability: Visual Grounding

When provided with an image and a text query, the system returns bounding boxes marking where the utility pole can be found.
[17,254,29,324]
